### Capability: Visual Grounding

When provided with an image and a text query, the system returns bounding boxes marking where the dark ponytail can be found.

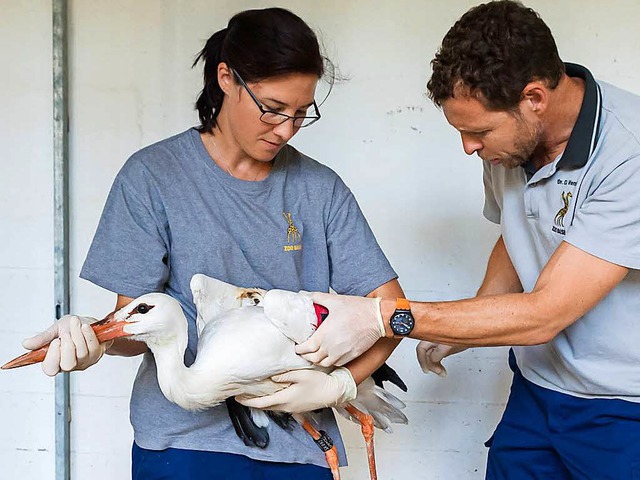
[193,8,326,133]
[193,28,228,133]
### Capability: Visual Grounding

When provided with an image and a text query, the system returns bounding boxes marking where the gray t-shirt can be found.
[80,127,397,466]
[483,64,640,402]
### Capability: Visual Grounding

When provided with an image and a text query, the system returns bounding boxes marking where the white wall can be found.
[2,1,639,478]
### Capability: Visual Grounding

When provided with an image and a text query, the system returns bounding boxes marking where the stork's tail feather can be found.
[371,362,408,392]
[337,377,408,433]
[225,398,270,448]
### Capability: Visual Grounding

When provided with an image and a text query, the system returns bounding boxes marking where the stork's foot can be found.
[345,404,377,480]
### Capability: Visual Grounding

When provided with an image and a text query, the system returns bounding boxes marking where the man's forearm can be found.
[380,241,627,347]
[380,292,546,346]
[379,236,532,346]
[379,236,531,347]
[398,235,531,347]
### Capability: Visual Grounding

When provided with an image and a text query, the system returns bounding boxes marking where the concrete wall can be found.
[2,1,639,478]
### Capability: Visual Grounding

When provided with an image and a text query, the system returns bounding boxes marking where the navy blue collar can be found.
[559,63,602,169]
[524,63,602,176]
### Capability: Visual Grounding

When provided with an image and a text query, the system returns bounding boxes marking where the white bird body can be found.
[127,294,311,411]
[184,306,312,409]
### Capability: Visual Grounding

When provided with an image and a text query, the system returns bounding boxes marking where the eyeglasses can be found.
[232,68,321,128]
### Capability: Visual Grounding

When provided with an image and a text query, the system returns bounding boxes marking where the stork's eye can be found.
[136,303,152,314]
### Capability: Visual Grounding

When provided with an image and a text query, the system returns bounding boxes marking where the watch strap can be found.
[396,297,411,311]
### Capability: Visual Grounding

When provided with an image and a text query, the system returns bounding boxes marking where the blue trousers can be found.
[132,443,333,480]
[486,351,640,479]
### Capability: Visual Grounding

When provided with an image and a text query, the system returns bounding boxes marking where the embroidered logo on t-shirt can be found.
[283,212,302,251]
[552,191,572,235]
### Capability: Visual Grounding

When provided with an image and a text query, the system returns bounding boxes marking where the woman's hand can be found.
[22,315,113,376]
[236,368,357,413]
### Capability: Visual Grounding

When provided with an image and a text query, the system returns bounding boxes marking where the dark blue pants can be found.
[486,350,640,479]
[132,443,333,480]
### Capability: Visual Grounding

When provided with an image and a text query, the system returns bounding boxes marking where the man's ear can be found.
[521,81,548,115]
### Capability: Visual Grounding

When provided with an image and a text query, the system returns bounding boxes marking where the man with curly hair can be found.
[268,1,640,478]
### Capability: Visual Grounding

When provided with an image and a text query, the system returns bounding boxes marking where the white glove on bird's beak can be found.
[416,341,468,377]
[236,367,357,413]
[22,315,113,376]
[294,292,386,367]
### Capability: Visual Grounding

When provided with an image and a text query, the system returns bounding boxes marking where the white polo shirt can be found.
[483,63,640,402]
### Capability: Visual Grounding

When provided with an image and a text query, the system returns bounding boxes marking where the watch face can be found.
[391,312,414,335]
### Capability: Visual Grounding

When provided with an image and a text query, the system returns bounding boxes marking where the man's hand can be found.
[295,292,385,367]
[416,341,467,377]
[22,315,113,376]
[236,368,357,413]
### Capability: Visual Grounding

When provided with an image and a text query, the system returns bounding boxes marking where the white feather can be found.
[250,409,270,428]
[190,274,265,336]
[335,377,408,433]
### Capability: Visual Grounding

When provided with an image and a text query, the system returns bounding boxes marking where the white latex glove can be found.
[236,367,357,413]
[22,315,113,376]
[294,291,385,367]
[416,341,468,377]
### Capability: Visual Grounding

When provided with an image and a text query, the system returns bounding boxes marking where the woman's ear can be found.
[217,62,233,95]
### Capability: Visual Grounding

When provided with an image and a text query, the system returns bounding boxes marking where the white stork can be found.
[3,274,407,480]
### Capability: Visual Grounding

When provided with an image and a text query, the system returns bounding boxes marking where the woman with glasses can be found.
[23,7,403,480]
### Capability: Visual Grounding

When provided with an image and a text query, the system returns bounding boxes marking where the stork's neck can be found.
[151,337,242,411]
[148,324,230,411]
[145,323,204,411]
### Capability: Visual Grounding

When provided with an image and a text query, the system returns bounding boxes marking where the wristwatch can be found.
[389,298,415,336]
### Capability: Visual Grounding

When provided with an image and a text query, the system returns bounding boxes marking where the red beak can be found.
[1,311,133,370]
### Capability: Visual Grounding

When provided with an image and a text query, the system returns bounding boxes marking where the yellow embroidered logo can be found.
[552,191,572,235]
[283,212,302,252]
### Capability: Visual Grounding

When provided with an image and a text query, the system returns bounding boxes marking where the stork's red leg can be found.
[295,415,340,480]
[344,404,377,480]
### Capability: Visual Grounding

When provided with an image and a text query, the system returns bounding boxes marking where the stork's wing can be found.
[190,274,265,336]
[261,289,317,344]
